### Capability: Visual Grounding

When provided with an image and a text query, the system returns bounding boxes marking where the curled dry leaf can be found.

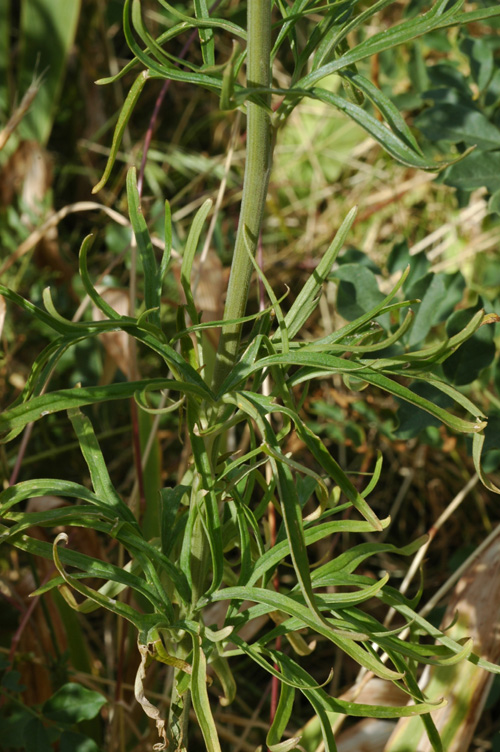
[134,642,167,751]
[385,533,500,752]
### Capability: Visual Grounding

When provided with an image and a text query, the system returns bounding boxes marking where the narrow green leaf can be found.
[281,207,357,340]
[187,400,224,595]
[266,681,298,752]
[311,537,427,587]
[382,591,500,675]
[52,533,148,628]
[122,0,225,95]
[227,498,252,587]
[249,519,390,588]
[473,432,500,494]
[220,41,241,110]
[181,198,213,322]
[210,586,403,680]
[354,369,484,435]
[131,0,187,71]
[79,235,121,320]
[277,650,446,718]
[313,0,394,70]
[190,631,222,752]
[0,378,211,442]
[0,284,78,336]
[0,479,116,516]
[161,200,172,280]
[210,656,237,707]
[272,0,310,61]
[156,0,246,39]
[194,0,215,66]
[243,225,289,353]
[93,71,148,193]
[297,1,464,91]
[253,394,385,530]
[231,634,446,719]
[342,71,423,153]
[68,407,138,526]
[244,351,483,435]
[311,87,440,170]
[127,167,161,327]
[1,528,161,608]
[305,266,410,347]
[441,6,500,26]
[3,506,125,540]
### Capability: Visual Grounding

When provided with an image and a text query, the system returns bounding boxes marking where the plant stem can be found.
[212,0,272,392]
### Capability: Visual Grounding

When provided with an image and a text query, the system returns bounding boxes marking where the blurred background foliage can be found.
[1,1,500,750]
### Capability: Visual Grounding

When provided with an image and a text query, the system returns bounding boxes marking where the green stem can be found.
[212,0,272,392]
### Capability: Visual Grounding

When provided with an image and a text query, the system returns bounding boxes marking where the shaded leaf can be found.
[60,732,100,752]
[405,271,464,346]
[23,718,53,752]
[331,264,385,321]
[440,151,500,193]
[415,103,500,151]
[42,683,107,724]
[394,382,453,440]
[442,306,496,385]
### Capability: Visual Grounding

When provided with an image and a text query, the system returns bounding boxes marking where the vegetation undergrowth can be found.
[1,1,500,751]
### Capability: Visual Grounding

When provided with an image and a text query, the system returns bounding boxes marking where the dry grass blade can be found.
[0,75,42,152]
